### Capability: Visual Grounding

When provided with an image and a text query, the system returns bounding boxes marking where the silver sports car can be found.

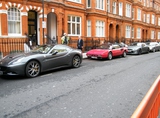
[0,44,82,78]
[127,42,149,55]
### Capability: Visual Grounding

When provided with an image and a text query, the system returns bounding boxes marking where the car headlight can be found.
[8,57,25,65]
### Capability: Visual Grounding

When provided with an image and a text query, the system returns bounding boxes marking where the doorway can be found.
[28,10,38,46]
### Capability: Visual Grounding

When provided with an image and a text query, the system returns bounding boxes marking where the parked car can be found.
[86,43,128,60]
[127,42,149,55]
[0,44,82,78]
[145,42,160,52]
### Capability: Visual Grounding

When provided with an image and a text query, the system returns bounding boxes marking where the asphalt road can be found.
[0,52,160,118]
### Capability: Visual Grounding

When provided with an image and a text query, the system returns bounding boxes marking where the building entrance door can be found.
[28,10,37,46]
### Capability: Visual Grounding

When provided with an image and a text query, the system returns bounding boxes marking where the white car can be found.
[145,42,160,52]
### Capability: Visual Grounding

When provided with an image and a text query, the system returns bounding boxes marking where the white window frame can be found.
[151,30,155,39]
[143,14,146,22]
[137,28,141,39]
[96,20,105,37]
[158,17,160,26]
[87,20,91,37]
[126,3,131,18]
[132,8,134,19]
[132,27,134,38]
[96,0,104,10]
[8,7,21,36]
[112,1,116,14]
[67,0,81,3]
[125,26,131,38]
[147,14,150,23]
[137,9,141,21]
[119,2,123,16]
[107,0,110,12]
[152,14,155,24]
[87,0,91,8]
[67,16,81,36]
[158,32,160,39]
[144,0,146,6]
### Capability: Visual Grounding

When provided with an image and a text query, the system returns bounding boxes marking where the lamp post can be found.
[42,0,45,44]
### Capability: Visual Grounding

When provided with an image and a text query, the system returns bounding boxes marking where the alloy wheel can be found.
[26,60,40,78]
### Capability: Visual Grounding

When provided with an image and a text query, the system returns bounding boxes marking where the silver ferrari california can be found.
[0,44,82,78]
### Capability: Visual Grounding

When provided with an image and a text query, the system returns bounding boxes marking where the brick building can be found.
[0,0,160,55]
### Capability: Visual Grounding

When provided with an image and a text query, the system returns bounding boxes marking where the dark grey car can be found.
[0,44,82,78]
[145,42,160,52]
[127,42,149,55]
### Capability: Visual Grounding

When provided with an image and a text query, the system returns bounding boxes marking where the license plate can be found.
[91,56,97,59]
[0,71,3,75]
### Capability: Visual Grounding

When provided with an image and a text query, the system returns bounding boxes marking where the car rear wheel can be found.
[108,52,112,60]
[72,55,81,68]
[138,49,142,55]
[153,48,156,52]
[25,60,41,78]
[122,51,126,57]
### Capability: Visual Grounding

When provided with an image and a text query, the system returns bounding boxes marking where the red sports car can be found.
[86,43,128,60]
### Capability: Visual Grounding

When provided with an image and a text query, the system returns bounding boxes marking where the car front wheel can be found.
[122,51,126,57]
[108,52,112,60]
[72,55,81,68]
[25,60,41,78]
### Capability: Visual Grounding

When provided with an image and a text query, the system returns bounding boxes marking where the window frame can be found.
[96,0,104,10]
[67,15,81,36]
[137,28,141,39]
[7,7,21,36]
[87,20,91,37]
[125,25,131,38]
[96,20,105,37]
[137,8,141,21]
[112,1,116,14]
[67,0,81,3]
[87,0,91,8]
[126,3,131,18]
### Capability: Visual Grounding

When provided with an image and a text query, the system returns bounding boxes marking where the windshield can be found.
[31,45,54,54]
[97,44,110,49]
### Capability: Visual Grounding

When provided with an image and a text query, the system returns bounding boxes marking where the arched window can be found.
[8,8,21,35]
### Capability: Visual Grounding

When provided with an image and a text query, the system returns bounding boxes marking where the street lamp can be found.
[42,0,45,44]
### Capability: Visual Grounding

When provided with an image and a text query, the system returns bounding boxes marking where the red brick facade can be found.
[0,0,160,54]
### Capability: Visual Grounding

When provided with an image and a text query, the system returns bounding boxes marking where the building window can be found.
[158,32,160,39]
[144,0,146,6]
[137,28,141,39]
[119,2,123,16]
[125,26,131,38]
[96,0,104,10]
[107,0,110,12]
[147,14,150,23]
[158,17,160,26]
[132,8,134,19]
[126,3,131,18]
[143,14,146,22]
[68,0,81,3]
[137,9,141,21]
[132,27,134,38]
[87,20,91,37]
[8,8,21,35]
[87,0,91,8]
[112,2,116,14]
[96,20,104,37]
[152,15,155,24]
[68,16,81,36]
[151,30,155,39]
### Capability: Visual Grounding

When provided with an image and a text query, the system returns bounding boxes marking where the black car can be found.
[0,44,82,78]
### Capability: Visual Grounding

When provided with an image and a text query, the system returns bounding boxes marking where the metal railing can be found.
[131,75,160,118]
